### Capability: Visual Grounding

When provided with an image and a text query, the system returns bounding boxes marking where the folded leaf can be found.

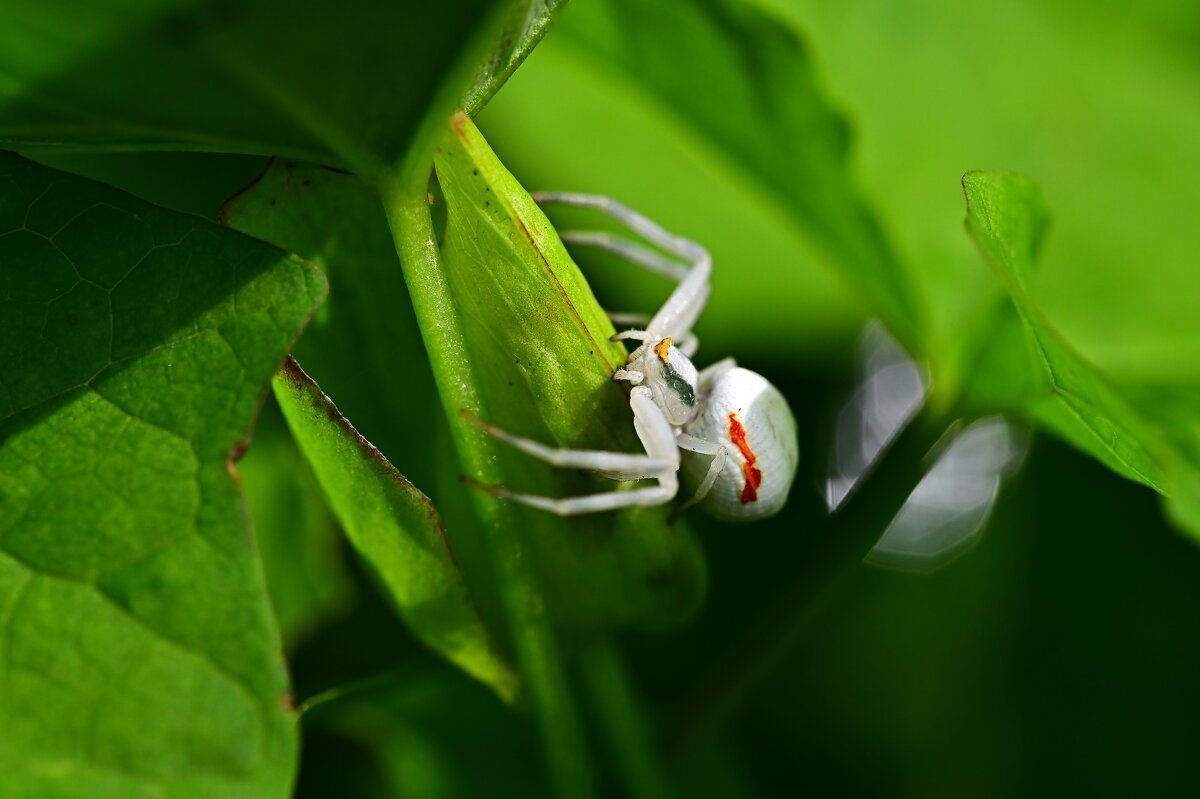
[273,357,519,701]
[434,114,708,628]
[0,151,325,797]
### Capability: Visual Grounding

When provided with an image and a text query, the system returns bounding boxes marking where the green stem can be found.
[579,636,674,799]
[666,408,953,759]
[379,178,596,799]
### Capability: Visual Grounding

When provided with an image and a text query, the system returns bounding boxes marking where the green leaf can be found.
[0,0,504,170]
[220,160,441,491]
[961,171,1168,491]
[552,0,923,348]
[1122,383,1200,544]
[783,1,1200,387]
[238,399,353,652]
[0,152,325,796]
[434,113,708,629]
[219,160,518,693]
[463,0,569,116]
[962,172,1200,543]
[272,357,520,702]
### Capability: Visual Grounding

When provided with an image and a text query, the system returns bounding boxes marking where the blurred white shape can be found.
[867,417,1028,573]
[826,323,1029,573]
[826,323,926,510]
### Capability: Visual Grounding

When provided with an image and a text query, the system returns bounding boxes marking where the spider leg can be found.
[607,311,652,328]
[560,232,689,282]
[465,413,672,473]
[534,192,712,341]
[671,434,729,521]
[648,262,710,342]
[613,369,645,384]
[461,388,681,516]
[613,327,697,357]
[533,193,709,264]
[479,484,677,516]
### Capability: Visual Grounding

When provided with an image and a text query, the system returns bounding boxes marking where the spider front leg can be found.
[676,433,729,511]
[460,387,681,516]
[533,192,713,340]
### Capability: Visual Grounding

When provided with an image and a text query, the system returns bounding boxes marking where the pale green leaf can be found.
[958,171,1200,545]
[434,114,708,628]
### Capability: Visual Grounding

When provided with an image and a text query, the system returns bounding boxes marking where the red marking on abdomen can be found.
[728,413,763,504]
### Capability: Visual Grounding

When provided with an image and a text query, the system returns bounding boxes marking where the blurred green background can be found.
[21,0,1200,794]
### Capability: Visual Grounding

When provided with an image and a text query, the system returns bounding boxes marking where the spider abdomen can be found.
[681,366,798,522]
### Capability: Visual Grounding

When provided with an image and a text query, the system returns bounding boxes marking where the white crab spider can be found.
[467,192,799,522]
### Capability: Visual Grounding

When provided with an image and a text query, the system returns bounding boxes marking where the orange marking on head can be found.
[654,338,673,363]
[728,413,763,504]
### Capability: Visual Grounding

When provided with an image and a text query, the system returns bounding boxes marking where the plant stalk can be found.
[578,636,674,799]
[379,175,596,799]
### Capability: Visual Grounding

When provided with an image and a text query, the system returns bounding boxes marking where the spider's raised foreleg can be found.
[533,192,712,340]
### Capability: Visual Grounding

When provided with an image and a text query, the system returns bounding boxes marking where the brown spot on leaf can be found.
[224,440,248,484]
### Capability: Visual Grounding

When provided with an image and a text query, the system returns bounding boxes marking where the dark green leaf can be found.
[434,114,707,628]
[552,0,923,348]
[220,160,440,491]
[0,151,325,796]
[300,668,544,798]
[463,0,569,115]
[0,0,503,171]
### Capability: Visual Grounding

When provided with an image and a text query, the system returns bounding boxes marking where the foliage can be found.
[2,0,1199,796]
